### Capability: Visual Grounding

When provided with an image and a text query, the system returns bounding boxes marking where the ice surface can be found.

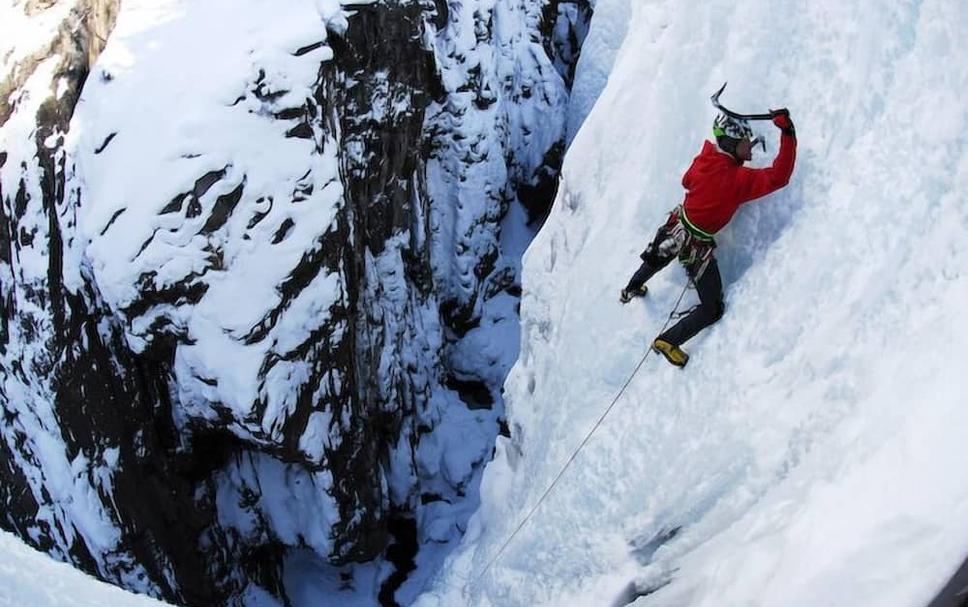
[0,530,172,607]
[416,0,968,605]
[565,0,629,144]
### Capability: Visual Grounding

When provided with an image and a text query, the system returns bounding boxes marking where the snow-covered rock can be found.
[1,1,213,601]
[2,0,580,604]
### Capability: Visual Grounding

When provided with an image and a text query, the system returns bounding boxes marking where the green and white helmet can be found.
[712,113,764,154]
[712,113,754,141]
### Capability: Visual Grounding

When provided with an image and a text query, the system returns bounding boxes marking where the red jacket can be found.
[681,133,797,235]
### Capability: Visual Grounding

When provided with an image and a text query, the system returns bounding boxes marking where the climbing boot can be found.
[619,284,648,304]
[652,338,689,368]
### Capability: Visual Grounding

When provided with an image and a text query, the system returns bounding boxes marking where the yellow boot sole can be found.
[652,338,689,368]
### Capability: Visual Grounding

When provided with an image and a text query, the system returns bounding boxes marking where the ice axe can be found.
[711,82,786,121]
[711,82,787,151]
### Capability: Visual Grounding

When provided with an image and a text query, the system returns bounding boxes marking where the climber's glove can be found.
[771,108,795,137]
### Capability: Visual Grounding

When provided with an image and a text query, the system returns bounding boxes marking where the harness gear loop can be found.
[653,206,716,281]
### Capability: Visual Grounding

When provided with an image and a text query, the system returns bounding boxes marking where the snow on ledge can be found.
[0,531,172,607]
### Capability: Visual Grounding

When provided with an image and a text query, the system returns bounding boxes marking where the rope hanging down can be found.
[471,280,692,586]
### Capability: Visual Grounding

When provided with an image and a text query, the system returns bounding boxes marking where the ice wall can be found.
[417,1,968,605]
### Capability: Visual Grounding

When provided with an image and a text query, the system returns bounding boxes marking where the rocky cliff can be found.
[0,0,589,604]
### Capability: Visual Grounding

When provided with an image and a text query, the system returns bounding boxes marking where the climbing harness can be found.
[470,281,692,587]
[643,206,717,281]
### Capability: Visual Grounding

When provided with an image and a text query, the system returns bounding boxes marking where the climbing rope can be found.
[470,280,692,587]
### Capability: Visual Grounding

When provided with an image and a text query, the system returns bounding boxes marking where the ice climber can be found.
[620,109,797,367]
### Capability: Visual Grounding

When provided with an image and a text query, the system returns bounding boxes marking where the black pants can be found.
[625,239,724,347]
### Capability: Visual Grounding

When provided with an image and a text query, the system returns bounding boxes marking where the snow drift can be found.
[417,0,968,605]
[0,530,172,607]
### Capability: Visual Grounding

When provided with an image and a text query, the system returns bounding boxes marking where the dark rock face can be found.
[325,1,444,562]
[542,0,593,89]
[0,0,590,604]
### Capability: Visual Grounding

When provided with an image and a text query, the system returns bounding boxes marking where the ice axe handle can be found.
[710,82,780,121]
